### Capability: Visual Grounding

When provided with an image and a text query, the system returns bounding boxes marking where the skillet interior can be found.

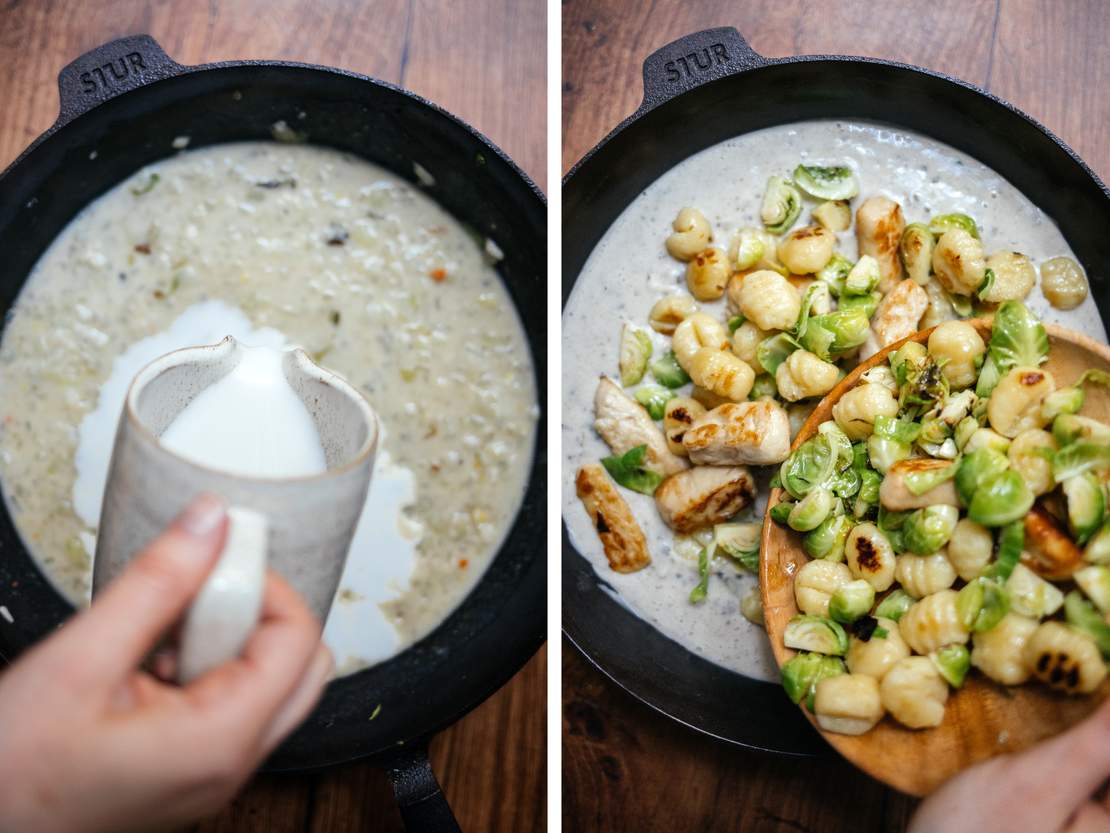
[563,52,1110,754]
[0,61,547,770]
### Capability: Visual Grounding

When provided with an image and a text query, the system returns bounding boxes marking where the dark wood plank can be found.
[0,2,546,832]
[562,1,1106,830]
[561,0,998,172]
[988,0,1109,181]
[563,639,916,833]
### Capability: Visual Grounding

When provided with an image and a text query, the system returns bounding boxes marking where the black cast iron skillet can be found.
[0,35,546,831]
[563,26,1110,757]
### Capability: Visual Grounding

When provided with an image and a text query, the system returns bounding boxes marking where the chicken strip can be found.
[576,464,651,573]
[879,458,959,511]
[682,400,791,466]
[594,377,688,477]
[856,195,905,293]
[860,279,928,360]
[655,466,755,533]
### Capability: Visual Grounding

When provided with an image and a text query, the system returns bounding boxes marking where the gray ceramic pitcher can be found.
[93,336,377,682]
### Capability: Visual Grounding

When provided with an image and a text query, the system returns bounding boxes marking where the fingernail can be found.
[178,494,226,537]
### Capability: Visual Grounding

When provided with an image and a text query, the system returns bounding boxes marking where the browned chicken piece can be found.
[879,458,960,511]
[682,400,791,466]
[654,466,755,533]
[856,195,905,293]
[1021,504,1084,580]
[575,464,651,573]
[860,279,929,360]
[594,377,688,477]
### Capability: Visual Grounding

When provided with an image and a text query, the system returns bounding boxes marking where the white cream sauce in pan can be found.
[0,142,538,674]
[564,120,1104,683]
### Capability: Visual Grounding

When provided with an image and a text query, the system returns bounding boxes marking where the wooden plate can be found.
[760,319,1110,796]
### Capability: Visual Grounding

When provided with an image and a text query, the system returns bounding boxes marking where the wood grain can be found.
[761,321,1110,796]
[563,0,1108,829]
[0,2,546,832]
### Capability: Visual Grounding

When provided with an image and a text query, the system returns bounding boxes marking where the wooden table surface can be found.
[0,2,546,832]
[562,1,1109,831]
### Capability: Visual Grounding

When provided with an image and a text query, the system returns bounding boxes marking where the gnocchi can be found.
[1008,429,1057,496]
[663,396,706,456]
[686,247,731,301]
[671,313,730,368]
[971,613,1038,685]
[687,347,755,402]
[778,225,836,275]
[928,321,985,390]
[776,350,840,402]
[982,251,1036,303]
[795,559,854,617]
[649,294,698,335]
[814,674,885,735]
[946,519,993,582]
[1022,621,1107,694]
[832,383,899,440]
[731,321,769,372]
[665,207,711,261]
[846,523,897,592]
[932,228,986,296]
[1040,256,1089,310]
[987,367,1055,438]
[846,617,910,680]
[879,657,948,729]
[895,552,957,599]
[735,270,802,331]
[899,590,969,655]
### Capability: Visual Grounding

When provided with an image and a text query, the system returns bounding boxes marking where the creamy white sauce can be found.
[564,120,1104,682]
[159,344,328,479]
[0,142,537,674]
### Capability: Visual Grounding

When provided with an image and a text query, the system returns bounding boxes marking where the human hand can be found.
[0,494,333,833]
[910,697,1110,833]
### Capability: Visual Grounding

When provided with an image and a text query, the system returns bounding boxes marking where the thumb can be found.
[994,697,1110,830]
[55,495,229,691]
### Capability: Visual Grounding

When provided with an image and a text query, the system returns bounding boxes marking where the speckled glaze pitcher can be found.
[93,336,377,682]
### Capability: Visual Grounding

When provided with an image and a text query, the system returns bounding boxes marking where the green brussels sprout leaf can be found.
[650,350,691,388]
[601,445,663,496]
[931,644,971,688]
[1064,591,1110,660]
[874,589,914,622]
[619,324,653,386]
[634,385,676,420]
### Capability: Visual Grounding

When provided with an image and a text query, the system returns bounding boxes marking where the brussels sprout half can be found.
[804,514,852,561]
[1053,442,1110,483]
[983,521,1023,581]
[987,301,1049,377]
[1064,591,1110,659]
[788,487,836,532]
[928,213,980,239]
[733,227,766,271]
[619,324,653,386]
[1052,414,1110,447]
[799,308,871,360]
[601,445,663,496]
[1084,524,1110,565]
[758,332,800,377]
[784,614,849,655]
[815,252,853,297]
[793,164,860,200]
[931,644,971,688]
[769,500,794,525]
[1075,565,1110,614]
[1005,563,1065,618]
[1041,386,1085,421]
[715,523,761,573]
[957,577,1011,632]
[650,350,691,388]
[634,385,676,420]
[1063,472,1106,545]
[967,470,1034,527]
[761,176,803,234]
[845,255,881,296]
[903,505,959,555]
[874,588,914,622]
[781,652,847,710]
[828,580,876,624]
[956,447,1010,506]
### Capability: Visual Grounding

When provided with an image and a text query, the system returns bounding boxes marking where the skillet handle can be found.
[55,35,183,128]
[638,27,766,115]
[386,744,463,833]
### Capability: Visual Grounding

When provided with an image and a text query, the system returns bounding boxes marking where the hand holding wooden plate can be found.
[760,319,1110,796]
